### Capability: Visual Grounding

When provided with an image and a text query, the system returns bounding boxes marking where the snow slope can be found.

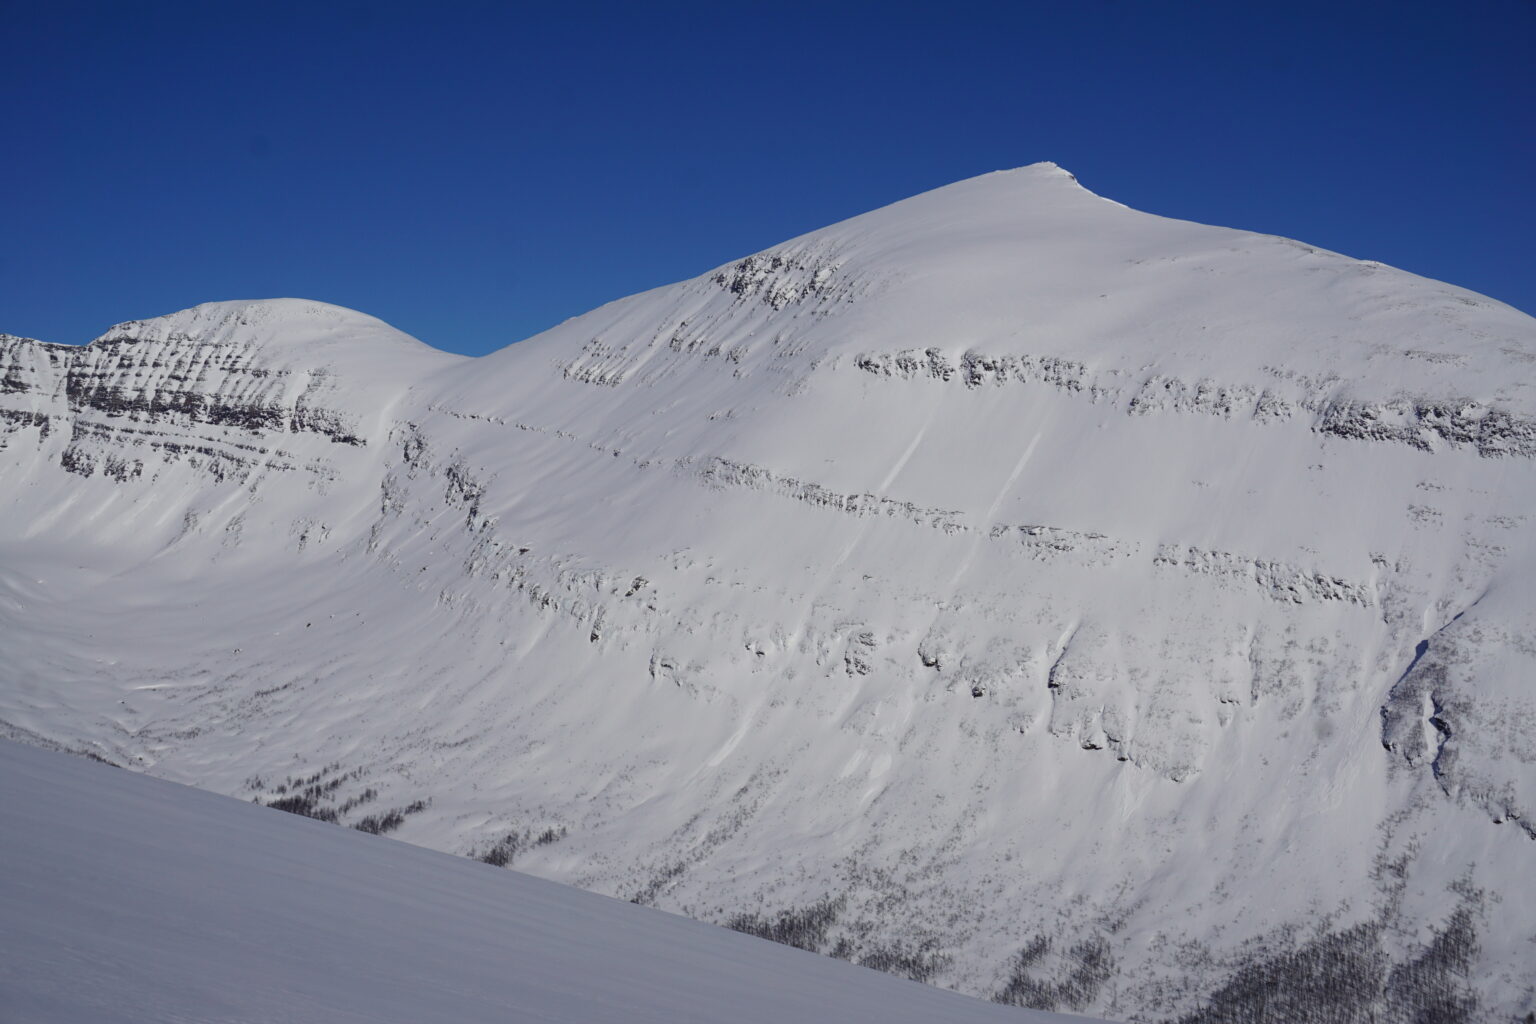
[0,738,1082,1024]
[2,164,1533,1021]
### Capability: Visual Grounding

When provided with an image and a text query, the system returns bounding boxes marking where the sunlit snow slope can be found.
[0,739,1082,1024]
[2,164,1533,1022]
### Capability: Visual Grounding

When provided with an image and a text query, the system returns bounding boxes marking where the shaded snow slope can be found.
[0,739,1082,1024]
[2,164,1533,1021]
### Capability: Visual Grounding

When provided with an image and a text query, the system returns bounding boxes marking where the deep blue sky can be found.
[5,1,1532,356]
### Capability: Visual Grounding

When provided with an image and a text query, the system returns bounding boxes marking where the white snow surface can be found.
[2,163,1534,1020]
[0,738,1082,1024]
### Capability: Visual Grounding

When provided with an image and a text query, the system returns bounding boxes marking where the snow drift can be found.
[0,739,1084,1023]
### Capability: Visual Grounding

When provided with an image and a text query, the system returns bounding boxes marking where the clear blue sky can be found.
[5,0,1532,356]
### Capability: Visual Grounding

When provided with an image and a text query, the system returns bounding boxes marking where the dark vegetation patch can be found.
[1176,900,1480,1024]
[354,800,429,836]
[247,763,427,834]
[476,825,568,867]
[629,861,687,907]
[841,937,951,984]
[725,893,950,984]
[993,933,1115,1013]
[726,897,844,952]
[251,763,360,823]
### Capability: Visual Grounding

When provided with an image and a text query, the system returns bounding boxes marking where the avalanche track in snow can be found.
[2,163,1533,1022]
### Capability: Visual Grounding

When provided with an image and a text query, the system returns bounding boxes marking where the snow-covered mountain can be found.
[2,163,1532,1022]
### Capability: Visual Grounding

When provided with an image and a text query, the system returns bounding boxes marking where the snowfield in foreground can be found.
[0,739,1082,1024]
[1,163,1533,1021]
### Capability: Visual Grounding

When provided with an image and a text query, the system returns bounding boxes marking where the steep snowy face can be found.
[3,165,1533,1023]
[0,299,460,550]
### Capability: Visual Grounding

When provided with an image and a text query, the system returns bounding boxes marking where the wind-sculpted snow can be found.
[2,164,1535,1023]
[857,347,1104,398]
[695,456,969,534]
[1153,543,1376,607]
[989,523,1134,565]
[857,346,1536,458]
[1314,396,1536,458]
[1381,595,1536,842]
[710,244,861,311]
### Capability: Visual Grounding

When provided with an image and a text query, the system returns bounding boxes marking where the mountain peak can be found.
[3,168,1535,1023]
[94,298,438,354]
